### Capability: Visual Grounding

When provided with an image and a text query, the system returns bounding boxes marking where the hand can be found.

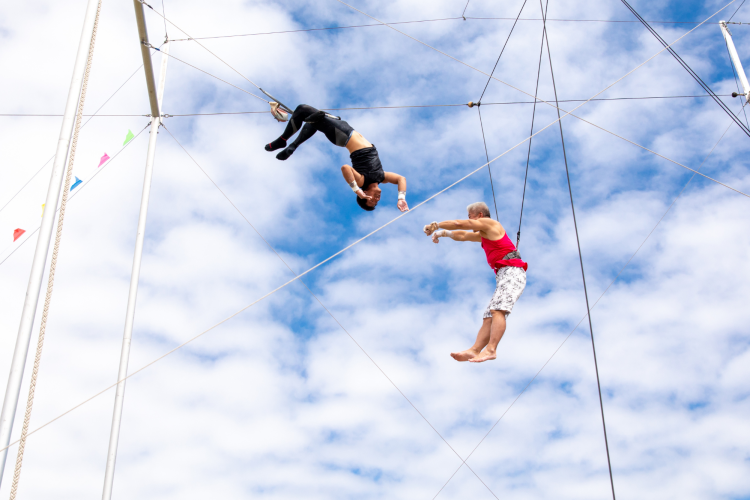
[356,189,372,200]
[431,232,441,244]
[270,102,287,122]
[423,222,438,235]
[397,200,409,212]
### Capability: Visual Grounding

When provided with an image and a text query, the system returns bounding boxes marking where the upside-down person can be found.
[424,202,528,363]
[265,103,408,212]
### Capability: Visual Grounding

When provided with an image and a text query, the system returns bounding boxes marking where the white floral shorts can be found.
[483,266,526,319]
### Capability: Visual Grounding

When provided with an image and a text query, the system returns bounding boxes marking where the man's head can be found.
[356,183,382,211]
[467,202,491,220]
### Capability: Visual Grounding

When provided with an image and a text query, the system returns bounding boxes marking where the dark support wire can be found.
[477,107,499,220]
[517,1,548,247]
[728,0,747,21]
[474,0,531,221]
[541,2,617,499]
[618,0,750,139]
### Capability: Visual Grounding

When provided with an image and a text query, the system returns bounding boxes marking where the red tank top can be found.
[481,233,528,272]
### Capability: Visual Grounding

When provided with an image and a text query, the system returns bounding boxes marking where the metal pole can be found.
[101,11,168,499]
[721,21,750,103]
[0,0,101,487]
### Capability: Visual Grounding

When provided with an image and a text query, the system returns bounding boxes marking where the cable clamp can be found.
[467,101,481,108]
[731,92,747,98]
[161,114,172,118]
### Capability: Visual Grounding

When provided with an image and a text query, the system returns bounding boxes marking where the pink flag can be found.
[13,228,25,242]
[98,153,110,167]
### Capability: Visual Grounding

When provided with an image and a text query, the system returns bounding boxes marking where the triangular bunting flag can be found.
[123,129,134,145]
[71,176,82,191]
[14,228,25,242]
[98,153,110,167]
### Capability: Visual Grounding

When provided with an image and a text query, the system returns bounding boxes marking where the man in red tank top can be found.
[423,202,527,363]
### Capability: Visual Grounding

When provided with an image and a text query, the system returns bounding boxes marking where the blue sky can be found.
[1,0,749,498]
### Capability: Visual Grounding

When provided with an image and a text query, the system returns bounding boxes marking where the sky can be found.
[1,0,749,498]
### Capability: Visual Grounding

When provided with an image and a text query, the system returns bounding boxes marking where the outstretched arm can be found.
[383,172,408,212]
[341,165,371,200]
[424,218,493,235]
[431,230,481,244]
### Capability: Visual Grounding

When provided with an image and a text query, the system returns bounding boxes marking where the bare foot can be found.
[469,349,497,363]
[451,349,479,362]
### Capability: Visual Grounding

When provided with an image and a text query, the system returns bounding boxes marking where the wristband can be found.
[349,180,362,194]
[398,191,406,201]
[436,229,453,239]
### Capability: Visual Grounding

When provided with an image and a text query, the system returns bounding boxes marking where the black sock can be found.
[265,137,287,151]
[276,144,297,160]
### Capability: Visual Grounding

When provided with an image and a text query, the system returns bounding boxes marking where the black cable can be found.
[724,39,750,128]
[619,0,750,138]
[728,0,747,21]
[477,107,499,220]
[541,2,617,499]
[477,0,531,103]
[517,1,548,247]
[461,0,471,19]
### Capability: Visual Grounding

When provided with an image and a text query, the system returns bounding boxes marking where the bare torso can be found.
[346,131,373,154]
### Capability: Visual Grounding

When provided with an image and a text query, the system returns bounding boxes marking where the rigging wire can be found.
[0,61,148,219]
[477,107,499,219]
[618,0,750,138]
[517,1,548,247]
[461,0,471,19]
[161,124,501,500]
[165,17,739,42]
[432,104,745,499]
[542,3,616,498]
[0,124,150,267]
[724,39,750,128]
[473,0,531,221]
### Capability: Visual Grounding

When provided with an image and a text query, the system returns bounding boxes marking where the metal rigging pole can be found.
[720,20,750,103]
[101,2,169,498]
[0,0,102,487]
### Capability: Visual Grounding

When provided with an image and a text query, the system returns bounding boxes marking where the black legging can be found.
[282,105,355,148]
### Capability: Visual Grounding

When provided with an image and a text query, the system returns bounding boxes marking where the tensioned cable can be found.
[165,17,737,42]
[333,0,739,155]
[431,104,744,500]
[729,0,747,21]
[162,124,501,499]
[477,107,499,220]
[618,0,750,138]
[0,61,148,218]
[0,124,150,267]
[5,54,750,456]
[477,0,530,103]
[517,0,547,248]
[542,2,616,498]
[333,0,749,198]
[8,2,101,495]
[0,94,738,118]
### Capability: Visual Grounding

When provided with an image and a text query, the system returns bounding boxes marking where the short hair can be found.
[356,196,375,211]
[467,202,491,217]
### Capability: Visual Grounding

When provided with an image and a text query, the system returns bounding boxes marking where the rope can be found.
[542,2,616,498]
[477,107,499,220]
[4,68,750,458]
[161,124,500,499]
[619,0,750,138]
[461,0,471,20]
[431,104,744,499]
[729,0,747,21]
[8,2,101,497]
[517,2,547,247]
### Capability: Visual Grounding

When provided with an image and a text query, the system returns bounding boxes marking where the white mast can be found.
[101,2,169,497]
[720,21,750,103]
[0,0,102,487]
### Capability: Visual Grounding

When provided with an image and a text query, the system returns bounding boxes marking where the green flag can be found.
[123,129,134,145]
